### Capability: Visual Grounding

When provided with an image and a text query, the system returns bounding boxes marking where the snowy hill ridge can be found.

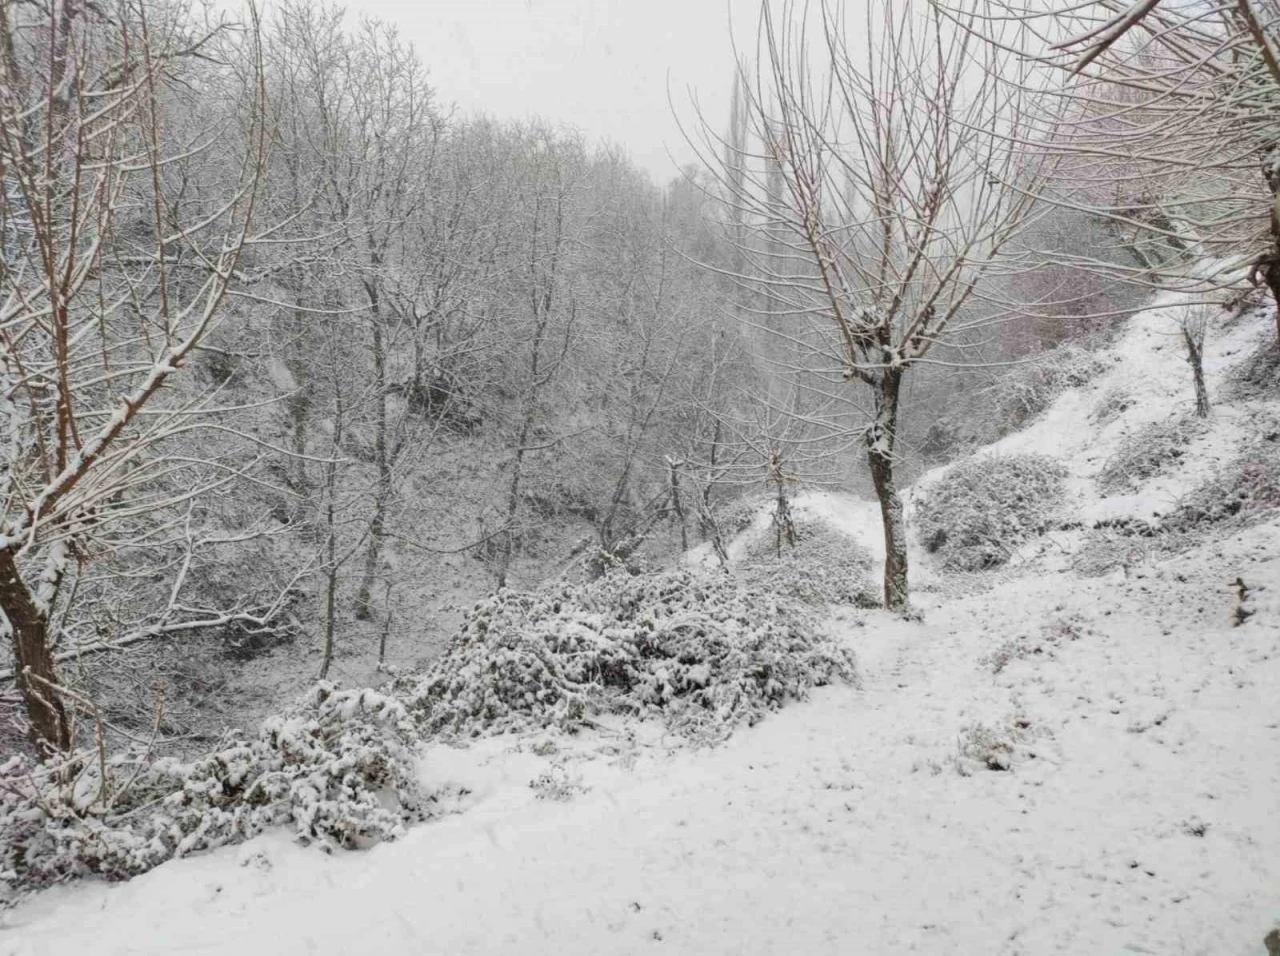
[730,288,1279,588]
[4,298,1279,954]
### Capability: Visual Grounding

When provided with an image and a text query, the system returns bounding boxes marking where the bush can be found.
[954,715,1040,775]
[1097,416,1206,495]
[918,421,972,463]
[738,520,874,607]
[1071,524,1176,577]
[399,568,858,743]
[0,684,425,895]
[1222,339,1280,401]
[915,454,1068,571]
[1090,385,1134,427]
[722,495,766,534]
[984,343,1112,435]
[1073,420,1280,565]
[1165,437,1280,531]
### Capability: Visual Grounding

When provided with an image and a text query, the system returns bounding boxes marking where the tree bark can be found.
[1259,145,1280,339]
[1183,328,1211,417]
[319,381,345,681]
[667,458,688,553]
[767,450,795,557]
[319,480,338,681]
[866,370,909,612]
[497,407,534,590]
[0,549,71,754]
[356,313,389,621]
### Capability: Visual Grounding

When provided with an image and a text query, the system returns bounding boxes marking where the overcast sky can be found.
[350,0,759,184]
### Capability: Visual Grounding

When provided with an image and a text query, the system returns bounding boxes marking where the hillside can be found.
[3,277,1278,954]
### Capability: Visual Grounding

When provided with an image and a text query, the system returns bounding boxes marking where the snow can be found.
[5,534,1276,954]
[975,291,1271,522]
[3,295,1280,954]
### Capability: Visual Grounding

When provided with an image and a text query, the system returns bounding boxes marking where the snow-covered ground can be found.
[4,298,1279,955]
[960,289,1271,527]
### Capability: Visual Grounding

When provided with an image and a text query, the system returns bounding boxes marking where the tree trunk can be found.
[319,476,338,681]
[1263,261,1280,340]
[496,193,562,589]
[377,580,393,666]
[287,304,312,491]
[767,450,795,557]
[496,412,533,590]
[356,286,390,621]
[1183,329,1211,418]
[0,549,71,754]
[866,371,909,612]
[318,391,344,681]
[1260,145,1280,339]
[667,458,688,553]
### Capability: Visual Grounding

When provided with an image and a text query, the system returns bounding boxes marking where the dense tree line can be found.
[7,0,1273,755]
[0,0,760,753]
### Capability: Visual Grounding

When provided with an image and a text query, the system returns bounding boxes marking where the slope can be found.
[3,294,1278,956]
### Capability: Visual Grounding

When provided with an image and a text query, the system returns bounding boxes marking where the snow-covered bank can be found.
[5,514,1276,955]
[4,292,1280,955]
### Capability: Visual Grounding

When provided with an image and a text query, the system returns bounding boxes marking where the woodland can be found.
[0,0,1278,918]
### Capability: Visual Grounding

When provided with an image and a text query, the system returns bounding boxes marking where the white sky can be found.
[347,0,761,184]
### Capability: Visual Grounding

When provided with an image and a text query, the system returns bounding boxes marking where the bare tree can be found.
[983,0,1280,333]
[1180,305,1212,418]
[0,1,268,752]
[491,130,582,589]
[690,0,1049,610]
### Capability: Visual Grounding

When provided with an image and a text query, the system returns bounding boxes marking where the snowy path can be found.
[6,517,1277,955]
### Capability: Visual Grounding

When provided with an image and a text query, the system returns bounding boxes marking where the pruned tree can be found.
[980,0,1280,335]
[690,0,1049,610]
[0,1,268,752]
[1179,304,1212,419]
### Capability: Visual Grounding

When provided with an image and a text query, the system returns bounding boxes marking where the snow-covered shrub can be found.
[1165,437,1280,531]
[529,765,588,801]
[0,684,425,894]
[1091,385,1134,427]
[1222,339,1280,401]
[1097,416,1206,495]
[1076,421,1280,564]
[955,717,1037,774]
[915,454,1068,572]
[723,495,765,534]
[985,343,1112,435]
[918,420,974,463]
[738,520,874,607]
[1071,528,1173,577]
[400,569,858,743]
